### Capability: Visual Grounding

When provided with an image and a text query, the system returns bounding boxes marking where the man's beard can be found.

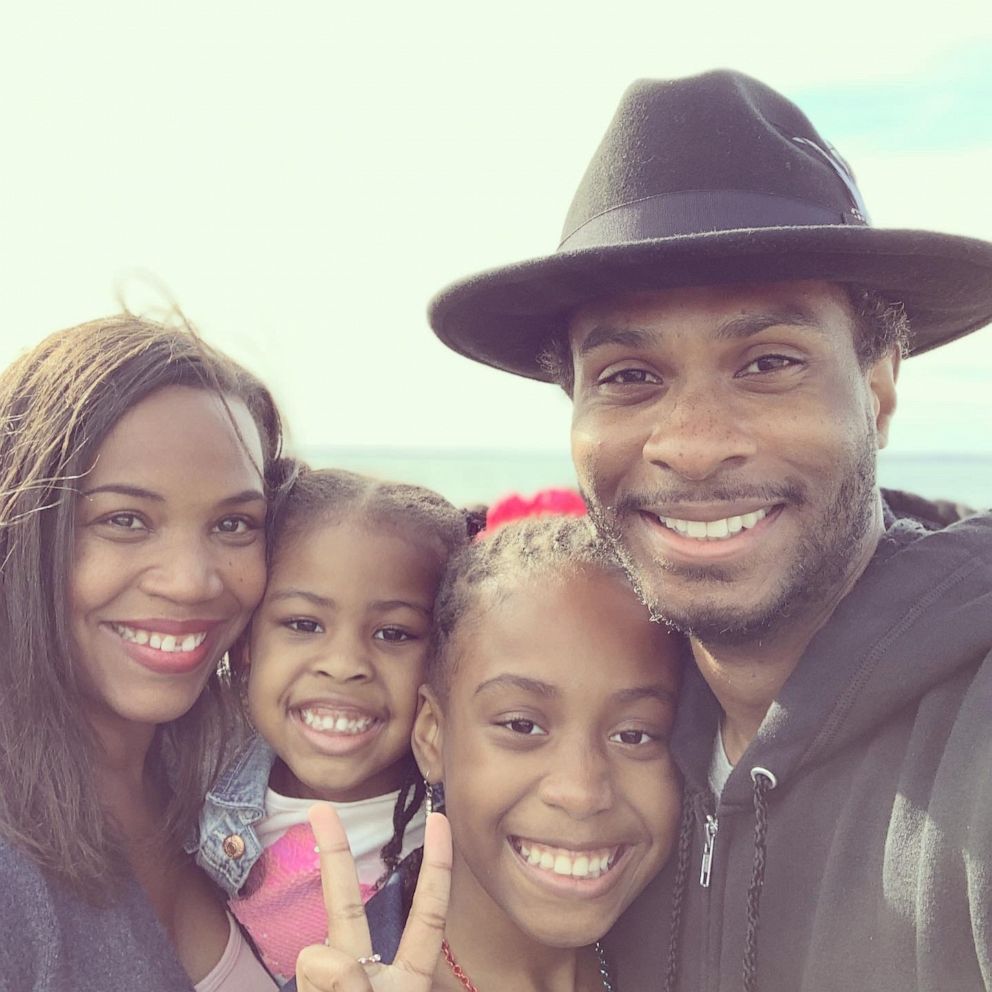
[583,438,879,648]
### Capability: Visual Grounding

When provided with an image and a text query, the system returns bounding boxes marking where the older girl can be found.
[295,515,685,992]
[0,316,283,991]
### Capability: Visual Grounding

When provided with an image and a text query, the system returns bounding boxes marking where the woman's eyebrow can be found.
[474,674,558,698]
[219,488,267,505]
[79,485,265,505]
[80,483,164,501]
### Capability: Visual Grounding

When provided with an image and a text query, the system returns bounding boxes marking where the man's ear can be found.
[412,685,445,783]
[868,345,900,450]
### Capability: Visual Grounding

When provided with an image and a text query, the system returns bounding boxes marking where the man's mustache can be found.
[609,482,809,514]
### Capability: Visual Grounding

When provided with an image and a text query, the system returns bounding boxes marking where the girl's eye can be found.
[499,718,547,736]
[285,618,323,634]
[215,516,253,535]
[737,355,802,376]
[373,627,414,642]
[600,367,662,386]
[609,728,656,746]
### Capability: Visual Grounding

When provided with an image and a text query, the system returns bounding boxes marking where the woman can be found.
[0,315,284,990]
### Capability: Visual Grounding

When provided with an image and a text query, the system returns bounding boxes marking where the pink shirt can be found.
[229,821,379,982]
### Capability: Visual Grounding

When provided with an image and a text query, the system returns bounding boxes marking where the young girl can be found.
[197,466,472,985]
[295,514,686,992]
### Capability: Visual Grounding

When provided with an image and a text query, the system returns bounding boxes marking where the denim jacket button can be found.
[222,834,246,859]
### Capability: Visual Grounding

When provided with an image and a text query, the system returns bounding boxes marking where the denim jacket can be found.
[191,731,276,897]
[192,731,414,975]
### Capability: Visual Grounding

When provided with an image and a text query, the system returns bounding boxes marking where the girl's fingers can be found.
[309,803,375,959]
[296,944,375,992]
[392,812,452,983]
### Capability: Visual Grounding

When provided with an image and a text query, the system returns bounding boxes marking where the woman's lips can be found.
[105,619,220,674]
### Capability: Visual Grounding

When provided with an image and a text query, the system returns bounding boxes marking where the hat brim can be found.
[429,226,992,381]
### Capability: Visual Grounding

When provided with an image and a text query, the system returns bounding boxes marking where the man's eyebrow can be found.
[474,674,558,698]
[575,309,823,357]
[714,309,821,340]
[611,684,677,706]
[576,326,655,358]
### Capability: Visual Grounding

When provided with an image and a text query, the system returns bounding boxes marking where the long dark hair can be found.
[0,314,283,900]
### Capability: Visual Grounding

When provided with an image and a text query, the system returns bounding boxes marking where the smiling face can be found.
[70,385,267,735]
[415,565,682,949]
[247,518,444,802]
[568,281,899,646]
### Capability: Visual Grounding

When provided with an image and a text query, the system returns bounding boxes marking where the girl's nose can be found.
[539,742,614,819]
[313,628,374,682]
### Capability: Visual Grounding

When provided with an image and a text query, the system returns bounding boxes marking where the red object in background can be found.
[484,487,587,535]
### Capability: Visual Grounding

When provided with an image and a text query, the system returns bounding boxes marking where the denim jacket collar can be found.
[205,732,276,812]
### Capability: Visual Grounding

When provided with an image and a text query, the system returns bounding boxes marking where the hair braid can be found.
[374,758,427,889]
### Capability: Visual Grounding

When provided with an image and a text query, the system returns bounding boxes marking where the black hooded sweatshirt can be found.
[607,504,992,992]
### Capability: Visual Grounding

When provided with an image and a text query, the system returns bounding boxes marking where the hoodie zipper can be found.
[699,813,719,887]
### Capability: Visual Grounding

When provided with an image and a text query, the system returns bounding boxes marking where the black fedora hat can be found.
[429,70,992,381]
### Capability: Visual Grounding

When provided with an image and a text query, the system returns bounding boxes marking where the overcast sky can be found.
[1,1,990,457]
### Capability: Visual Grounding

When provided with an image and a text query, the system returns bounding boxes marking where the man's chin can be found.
[632,575,791,646]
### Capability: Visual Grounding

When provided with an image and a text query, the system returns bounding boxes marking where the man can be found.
[428,72,992,991]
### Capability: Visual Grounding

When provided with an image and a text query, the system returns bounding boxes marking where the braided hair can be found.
[265,464,472,884]
[427,514,625,700]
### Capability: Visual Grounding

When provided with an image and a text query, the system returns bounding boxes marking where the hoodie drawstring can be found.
[743,767,777,992]
[663,788,695,992]
[664,770,778,992]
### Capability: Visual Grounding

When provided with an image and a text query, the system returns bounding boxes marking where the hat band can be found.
[558,189,867,251]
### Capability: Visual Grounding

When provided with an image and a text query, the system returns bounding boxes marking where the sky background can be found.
[1,1,990,459]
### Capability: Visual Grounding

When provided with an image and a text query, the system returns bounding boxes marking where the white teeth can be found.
[113,625,207,653]
[514,839,618,880]
[659,506,769,541]
[300,709,376,734]
[706,518,729,539]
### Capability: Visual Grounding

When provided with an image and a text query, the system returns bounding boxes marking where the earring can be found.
[425,779,445,814]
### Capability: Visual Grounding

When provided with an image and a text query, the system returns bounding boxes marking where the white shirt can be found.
[257,787,425,888]
[708,724,735,798]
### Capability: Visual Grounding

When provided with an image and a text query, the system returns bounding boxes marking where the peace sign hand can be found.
[295,803,452,992]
